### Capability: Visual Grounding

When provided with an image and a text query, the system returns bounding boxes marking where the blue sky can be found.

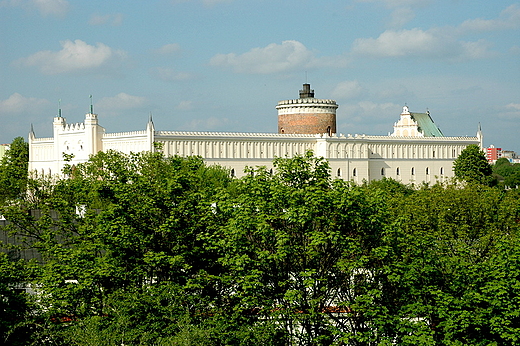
[1,0,519,152]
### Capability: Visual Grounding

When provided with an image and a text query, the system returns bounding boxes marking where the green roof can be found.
[410,112,444,137]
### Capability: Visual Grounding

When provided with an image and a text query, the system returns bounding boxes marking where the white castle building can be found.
[29,84,481,184]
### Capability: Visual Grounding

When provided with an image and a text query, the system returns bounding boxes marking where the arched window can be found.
[337,168,342,177]
[426,167,430,175]
[411,167,415,175]
[352,168,357,177]
[396,167,400,175]
[381,167,385,176]
[269,168,273,175]
[440,167,444,175]
[327,126,331,136]
[230,168,235,177]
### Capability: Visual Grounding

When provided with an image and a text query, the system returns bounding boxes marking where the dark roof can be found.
[410,112,444,137]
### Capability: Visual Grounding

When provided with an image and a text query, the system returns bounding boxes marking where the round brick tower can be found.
[276,83,338,135]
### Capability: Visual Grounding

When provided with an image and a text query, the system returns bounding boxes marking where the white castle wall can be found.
[28,110,480,184]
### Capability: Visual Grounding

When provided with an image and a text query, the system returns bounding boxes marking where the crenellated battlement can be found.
[103,130,147,138]
[276,98,338,106]
[31,137,54,142]
[155,131,319,138]
[61,122,85,132]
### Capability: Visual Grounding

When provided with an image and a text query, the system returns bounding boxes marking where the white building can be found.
[28,85,481,184]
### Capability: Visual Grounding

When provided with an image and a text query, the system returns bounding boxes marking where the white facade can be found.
[29,103,481,184]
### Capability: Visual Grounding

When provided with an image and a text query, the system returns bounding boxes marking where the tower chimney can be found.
[299,83,314,98]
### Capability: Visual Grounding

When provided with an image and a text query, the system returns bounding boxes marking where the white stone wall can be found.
[28,113,480,183]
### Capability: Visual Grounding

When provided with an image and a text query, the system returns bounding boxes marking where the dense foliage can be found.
[493,157,520,188]
[453,144,494,185]
[0,149,519,345]
[0,137,29,204]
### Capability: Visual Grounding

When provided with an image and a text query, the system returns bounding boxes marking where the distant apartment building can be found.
[486,145,519,163]
[487,145,502,163]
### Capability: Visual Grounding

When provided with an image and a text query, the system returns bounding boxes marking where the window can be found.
[230,168,235,177]
[396,167,400,175]
[381,167,385,176]
[440,167,444,175]
[411,167,415,175]
[426,167,430,175]
[353,168,357,177]
[337,168,342,177]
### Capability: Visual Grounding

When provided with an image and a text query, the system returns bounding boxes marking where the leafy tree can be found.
[2,147,520,345]
[0,137,29,203]
[0,150,233,344]
[0,253,34,346]
[384,183,520,344]
[453,144,493,185]
[206,151,397,345]
[493,157,520,188]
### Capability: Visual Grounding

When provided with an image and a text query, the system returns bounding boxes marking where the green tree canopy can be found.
[493,158,520,188]
[1,149,520,345]
[453,144,493,185]
[0,137,29,203]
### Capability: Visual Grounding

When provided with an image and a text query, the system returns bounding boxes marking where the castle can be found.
[28,84,481,184]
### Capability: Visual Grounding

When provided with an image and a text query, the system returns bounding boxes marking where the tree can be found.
[206,151,397,345]
[0,150,234,344]
[0,137,29,203]
[453,144,493,185]
[384,183,520,345]
[493,158,520,188]
[3,148,520,345]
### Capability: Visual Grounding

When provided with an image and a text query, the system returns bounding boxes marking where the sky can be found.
[1,0,519,152]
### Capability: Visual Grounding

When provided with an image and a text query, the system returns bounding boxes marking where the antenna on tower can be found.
[89,95,93,114]
[58,99,62,117]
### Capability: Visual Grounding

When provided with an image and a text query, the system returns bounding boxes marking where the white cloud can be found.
[153,43,182,56]
[0,0,69,17]
[0,93,50,115]
[185,116,229,130]
[358,101,398,116]
[497,103,520,120]
[506,103,520,110]
[96,93,147,112]
[458,4,520,33]
[388,7,415,28]
[14,39,127,74]
[89,13,123,26]
[33,0,68,16]
[332,81,366,100]
[176,100,193,111]
[210,40,347,74]
[352,4,518,60]
[352,28,494,61]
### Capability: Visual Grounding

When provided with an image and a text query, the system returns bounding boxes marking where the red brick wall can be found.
[278,112,336,134]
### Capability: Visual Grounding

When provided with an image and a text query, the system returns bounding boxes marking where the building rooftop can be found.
[410,111,444,137]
